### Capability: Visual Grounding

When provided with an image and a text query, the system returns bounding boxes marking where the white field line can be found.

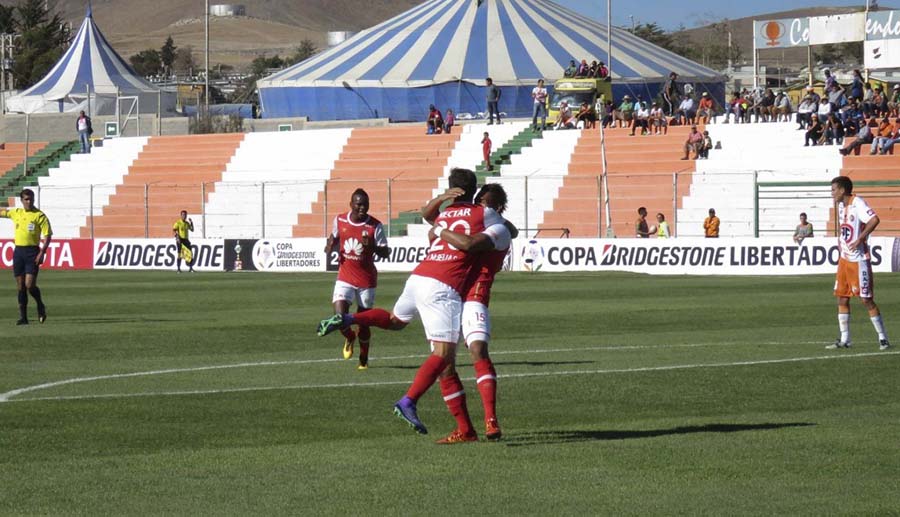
[0,341,813,403]
[2,349,897,404]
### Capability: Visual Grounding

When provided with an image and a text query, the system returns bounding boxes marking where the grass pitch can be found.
[1,270,899,515]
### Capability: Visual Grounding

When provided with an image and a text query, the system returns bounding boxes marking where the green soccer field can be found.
[1,270,898,514]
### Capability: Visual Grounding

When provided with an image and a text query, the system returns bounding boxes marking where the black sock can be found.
[29,286,44,311]
[176,258,182,271]
[18,290,27,319]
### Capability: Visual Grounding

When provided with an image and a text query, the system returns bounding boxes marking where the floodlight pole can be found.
[205,0,210,113]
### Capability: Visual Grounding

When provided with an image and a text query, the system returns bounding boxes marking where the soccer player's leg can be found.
[330,281,356,359]
[318,280,410,337]
[356,287,377,370]
[436,356,477,444]
[463,301,500,440]
[829,259,854,349]
[858,260,891,350]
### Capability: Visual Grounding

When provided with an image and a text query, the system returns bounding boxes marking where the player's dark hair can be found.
[656,212,665,220]
[800,212,807,218]
[20,188,34,199]
[638,206,647,215]
[448,168,477,201]
[475,183,508,214]
[351,188,369,201]
[831,176,853,195]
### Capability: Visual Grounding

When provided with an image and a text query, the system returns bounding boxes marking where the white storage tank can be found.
[327,31,357,47]
[210,4,246,16]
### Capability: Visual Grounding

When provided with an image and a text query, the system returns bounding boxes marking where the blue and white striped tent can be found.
[257,0,725,121]
[6,7,175,115]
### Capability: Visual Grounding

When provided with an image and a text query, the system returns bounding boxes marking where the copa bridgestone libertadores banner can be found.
[512,237,900,275]
[92,239,226,271]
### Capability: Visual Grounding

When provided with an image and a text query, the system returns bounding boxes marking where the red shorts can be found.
[834,258,873,299]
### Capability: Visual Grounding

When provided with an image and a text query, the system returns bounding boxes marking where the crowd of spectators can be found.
[563,59,609,79]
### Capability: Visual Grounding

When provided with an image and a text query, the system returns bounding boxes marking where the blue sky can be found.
[554,0,899,30]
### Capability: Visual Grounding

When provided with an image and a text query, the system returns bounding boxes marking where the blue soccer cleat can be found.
[393,396,428,435]
[317,313,347,337]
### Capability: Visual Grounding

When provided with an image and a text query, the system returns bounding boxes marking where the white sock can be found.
[870,314,887,340]
[839,313,850,343]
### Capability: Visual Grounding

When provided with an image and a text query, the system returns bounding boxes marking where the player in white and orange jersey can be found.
[324,189,389,369]
[828,176,891,351]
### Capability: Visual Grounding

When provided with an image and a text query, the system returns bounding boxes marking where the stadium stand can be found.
[83,134,244,238]
[204,129,352,238]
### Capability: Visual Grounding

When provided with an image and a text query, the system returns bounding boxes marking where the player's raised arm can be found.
[421,188,465,224]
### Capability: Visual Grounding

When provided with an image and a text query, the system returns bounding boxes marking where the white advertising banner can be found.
[865,10,900,69]
[93,239,225,271]
[512,237,899,275]
[753,17,810,49]
[808,13,866,45]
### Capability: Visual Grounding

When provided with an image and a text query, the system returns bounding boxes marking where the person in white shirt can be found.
[828,175,891,351]
[631,102,650,136]
[797,96,814,129]
[649,103,667,135]
[817,98,832,119]
[531,79,548,131]
[676,96,695,126]
[554,101,575,129]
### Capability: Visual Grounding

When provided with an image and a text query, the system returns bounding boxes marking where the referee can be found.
[0,189,52,325]
[173,210,195,273]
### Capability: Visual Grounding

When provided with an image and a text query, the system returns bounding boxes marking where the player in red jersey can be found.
[324,189,389,369]
[317,169,509,444]
[422,183,516,441]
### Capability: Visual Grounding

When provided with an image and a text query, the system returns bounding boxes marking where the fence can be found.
[30,172,899,240]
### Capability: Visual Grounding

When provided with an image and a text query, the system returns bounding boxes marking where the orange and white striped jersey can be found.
[837,195,877,262]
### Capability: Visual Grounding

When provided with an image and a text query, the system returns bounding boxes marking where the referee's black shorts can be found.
[13,246,40,277]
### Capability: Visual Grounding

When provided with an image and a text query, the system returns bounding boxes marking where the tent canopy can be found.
[258,0,724,120]
[5,7,175,115]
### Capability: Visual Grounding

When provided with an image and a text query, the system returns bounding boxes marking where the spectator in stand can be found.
[635,207,652,238]
[796,94,815,129]
[807,85,822,106]
[631,102,650,135]
[655,213,671,238]
[841,100,864,127]
[675,94,695,126]
[699,130,713,159]
[576,101,597,129]
[839,118,878,156]
[697,92,714,124]
[663,72,679,116]
[774,91,792,121]
[426,104,443,134]
[482,132,493,171]
[889,85,900,117]
[703,208,720,238]
[817,97,832,121]
[589,60,598,77]
[485,77,501,125]
[824,68,836,91]
[875,86,888,117]
[616,95,634,128]
[822,114,845,146]
[870,116,895,155]
[862,82,875,117]
[76,110,92,154]
[554,101,576,130]
[576,59,590,77]
[828,83,848,113]
[793,212,814,244]
[600,99,614,128]
[444,109,455,134]
[850,69,864,102]
[564,60,578,78]
[596,61,609,79]
[724,92,743,124]
[649,102,668,135]
[681,125,703,160]
[878,118,900,154]
[531,79,548,132]
[805,114,823,146]
[755,88,775,122]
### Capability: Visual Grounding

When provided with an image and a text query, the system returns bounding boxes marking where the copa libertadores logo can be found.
[521,239,544,271]
[252,240,277,270]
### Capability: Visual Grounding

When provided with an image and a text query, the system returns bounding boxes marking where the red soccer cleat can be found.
[485,419,502,441]
[436,429,478,445]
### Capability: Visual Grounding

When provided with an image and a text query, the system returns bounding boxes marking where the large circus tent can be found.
[5,7,176,115]
[257,0,725,121]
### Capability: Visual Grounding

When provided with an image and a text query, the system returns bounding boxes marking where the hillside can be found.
[0,0,420,68]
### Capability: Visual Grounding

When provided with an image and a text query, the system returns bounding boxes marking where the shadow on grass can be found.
[71,317,181,324]
[504,422,816,447]
[381,359,594,370]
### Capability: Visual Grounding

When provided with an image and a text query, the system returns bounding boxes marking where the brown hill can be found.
[1,0,420,68]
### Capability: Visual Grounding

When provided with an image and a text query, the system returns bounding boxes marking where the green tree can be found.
[0,5,15,33]
[287,39,317,65]
[130,49,162,76]
[12,0,71,89]
[173,46,195,75]
[160,35,176,73]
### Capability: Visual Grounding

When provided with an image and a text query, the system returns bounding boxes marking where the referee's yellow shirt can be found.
[173,219,191,240]
[1,208,52,246]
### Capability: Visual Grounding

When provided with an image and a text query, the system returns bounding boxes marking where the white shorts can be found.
[462,301,491,346]
[332,280,376,309]
[393,274,462,343]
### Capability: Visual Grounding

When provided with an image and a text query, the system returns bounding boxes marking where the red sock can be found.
[358,325,371,358]
[352,308,393,329]
[406,354,447,401]
[440,373,474,435]
[474,359,497,423]
[340,326,356,342]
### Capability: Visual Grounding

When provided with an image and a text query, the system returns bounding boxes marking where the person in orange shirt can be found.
[870,116,895,155]
[696,92,714,124]
[703,208,720,238]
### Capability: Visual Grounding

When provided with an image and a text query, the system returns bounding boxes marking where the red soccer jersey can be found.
[465,248,508,306]
[413,203,501,294]
[332,212,387,288]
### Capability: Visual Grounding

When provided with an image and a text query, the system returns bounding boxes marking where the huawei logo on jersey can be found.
[343,237,363,256]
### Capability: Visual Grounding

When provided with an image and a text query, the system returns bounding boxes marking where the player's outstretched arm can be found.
[421,188,465,224]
